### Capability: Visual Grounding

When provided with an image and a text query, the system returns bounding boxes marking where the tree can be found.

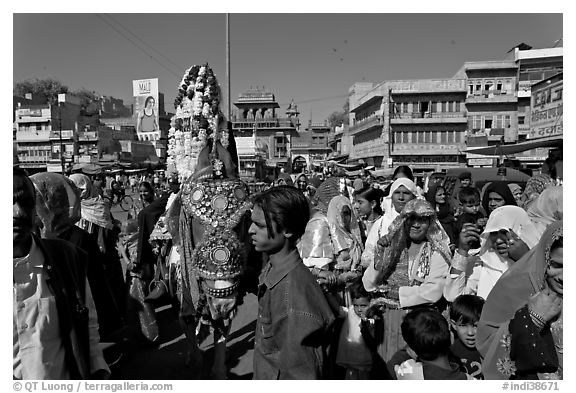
[14,78,69,104]
[71,87,101,115]
[327,99,349,128]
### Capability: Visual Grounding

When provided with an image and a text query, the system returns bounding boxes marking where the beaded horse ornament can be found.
[165,64,252,377]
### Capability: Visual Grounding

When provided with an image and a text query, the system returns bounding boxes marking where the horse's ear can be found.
[215,142,237,179]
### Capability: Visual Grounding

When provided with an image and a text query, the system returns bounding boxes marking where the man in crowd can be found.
[13,166,109,379]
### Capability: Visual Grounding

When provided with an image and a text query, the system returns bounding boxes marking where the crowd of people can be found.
[13,155,563,380]
[249,160,562,380]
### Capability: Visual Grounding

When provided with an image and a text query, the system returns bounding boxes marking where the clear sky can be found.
[13,12,563,126]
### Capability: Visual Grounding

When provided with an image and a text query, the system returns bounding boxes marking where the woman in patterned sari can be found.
[362,199,452,362]
[477,220,562,380]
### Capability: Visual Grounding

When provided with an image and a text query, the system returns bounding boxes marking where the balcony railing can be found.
[16,130,51,142]
[50,130,74,139]
[392,112,466,119]
[466,92,517,103]
[349,116,381,133]
[18,156,50,163]
[231,117,298,129]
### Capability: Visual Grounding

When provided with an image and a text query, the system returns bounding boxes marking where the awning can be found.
[369,168,395,178]
[71,163,103,175]
[445,167,531,183]
[464,135,562,156]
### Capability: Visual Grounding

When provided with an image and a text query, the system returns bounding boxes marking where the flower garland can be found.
[168,63,229,182]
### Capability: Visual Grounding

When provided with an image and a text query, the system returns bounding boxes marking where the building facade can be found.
[15,94,100,173]
[231,88,300,180]
[290,121,333,172]
[346,45,562,172]
[348,79,468,173]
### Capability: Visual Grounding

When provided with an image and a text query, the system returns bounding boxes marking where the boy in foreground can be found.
[251,186,335,379]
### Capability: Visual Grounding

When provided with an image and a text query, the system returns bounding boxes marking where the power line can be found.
[103,14,184,75]
[278,93,348,107]
[95,14,181,78]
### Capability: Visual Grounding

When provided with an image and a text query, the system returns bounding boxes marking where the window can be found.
[442,101,447,112]
[484,117,493,129]
[552,87,563,102]
[412,102,419,113]
[430,101,437,113]
[454,101,460,113]
[496,81,503,91]
[473,116,482,130]
[455,131,462,143]
[476,83,482,92]
[440,131,447,143]
[425,131,432,143]
[504,115,511,128]
[504,80,511,93]
[484,81,494,92]
[518,116,525,125]
[468,84,474,95]
[495,115,503,129]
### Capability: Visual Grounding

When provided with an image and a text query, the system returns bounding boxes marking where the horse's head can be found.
[180,176,252,321]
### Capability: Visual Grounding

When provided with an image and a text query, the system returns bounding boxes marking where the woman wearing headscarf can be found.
[293,173,312,198]
[327,196,364,276]
[444,206,540,302]
[30,173,124,340]
[425,182,456,247]
[519,173,555,210]
[274,172,294,187]
[507,183,523,205]
[361,178,419,270]
[482,181,517,217]
[527,186,563,238]
[361,199,452,361]
[476,221,562,380]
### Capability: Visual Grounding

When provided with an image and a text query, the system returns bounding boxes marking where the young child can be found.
[353,185,384,245]
[389,308,474,380]
[251,186,336,379]
[449,294,485,379]
[335,279,382,379]
[454,187,487,249]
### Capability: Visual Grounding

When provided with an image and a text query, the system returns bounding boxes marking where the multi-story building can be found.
[453,59,519,167]
[76,126,136,164]
[290,121,333,172]
[513,47,563,168]
[347,44,562,171]
[231,88,300,180]
[348,79,468,174]
[15,93,99,173]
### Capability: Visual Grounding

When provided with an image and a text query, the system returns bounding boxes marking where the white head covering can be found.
[379,178,420,235]
[527,186,563,238]
[475,205,540,299]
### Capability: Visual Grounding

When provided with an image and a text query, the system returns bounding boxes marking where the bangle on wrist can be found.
[528,307,547,329]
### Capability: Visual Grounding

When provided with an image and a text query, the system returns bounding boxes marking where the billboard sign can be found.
[529,77,563,140]
[132,78,159,134]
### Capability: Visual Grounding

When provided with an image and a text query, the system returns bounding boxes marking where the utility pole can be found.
[58,94,65,174]
[226,13,231,120]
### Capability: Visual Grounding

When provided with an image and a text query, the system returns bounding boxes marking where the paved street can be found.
[109,189,258,380]
[112,293,258,380]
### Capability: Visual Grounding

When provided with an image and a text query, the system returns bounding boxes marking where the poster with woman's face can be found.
[133,78,159,133]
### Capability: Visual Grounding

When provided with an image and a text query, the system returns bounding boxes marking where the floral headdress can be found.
[167,64,232,182]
